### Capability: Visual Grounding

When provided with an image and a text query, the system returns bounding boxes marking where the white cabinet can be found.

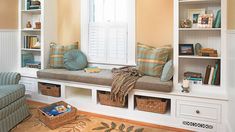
[19,77,38,94]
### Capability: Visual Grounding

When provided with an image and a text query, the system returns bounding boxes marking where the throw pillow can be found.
[49,45,65,68]
[64,50,88,71]
[49,42,79,68]
[137,43,169,77]
[161,60,174,82]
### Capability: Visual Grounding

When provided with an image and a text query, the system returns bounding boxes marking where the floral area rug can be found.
[11,102,181,132]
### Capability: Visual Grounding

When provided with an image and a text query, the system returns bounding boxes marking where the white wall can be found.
[0,30,18,72]
[227,30,235,132]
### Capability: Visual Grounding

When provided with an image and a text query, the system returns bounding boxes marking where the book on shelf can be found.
[204,60,221,86]
[23,35,40,49]
[204,65,211,84]
[208,67,215,85]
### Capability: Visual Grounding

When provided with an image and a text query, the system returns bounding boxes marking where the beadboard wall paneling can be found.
[0,30,18,72]
[227,30,235,132]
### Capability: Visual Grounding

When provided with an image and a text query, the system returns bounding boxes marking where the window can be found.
[81,0,135,66]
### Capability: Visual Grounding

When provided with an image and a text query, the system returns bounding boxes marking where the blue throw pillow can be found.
[161,60,173,82]
[64,50,88,71]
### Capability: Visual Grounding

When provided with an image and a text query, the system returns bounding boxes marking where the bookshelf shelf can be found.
[179,28,221,31]
[21,9,41,14]
[21,48,41,52]
[179,0,221,4]
[179,56,221,59]
[21,29,41,32]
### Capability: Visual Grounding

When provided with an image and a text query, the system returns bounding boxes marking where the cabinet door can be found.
[19,77,38,93]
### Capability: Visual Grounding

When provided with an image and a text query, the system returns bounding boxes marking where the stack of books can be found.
[24,36,40,49]
[204,61,220,85]
[184,72,203,85]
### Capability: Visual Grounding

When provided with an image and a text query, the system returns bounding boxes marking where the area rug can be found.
[11,101,186,132]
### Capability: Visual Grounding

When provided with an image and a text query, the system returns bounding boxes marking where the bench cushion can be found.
[37,69,173,92]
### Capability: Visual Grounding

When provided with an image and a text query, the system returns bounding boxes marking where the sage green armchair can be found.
[0,72,30,132]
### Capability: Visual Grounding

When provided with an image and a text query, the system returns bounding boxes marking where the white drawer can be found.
[177,100,221,122]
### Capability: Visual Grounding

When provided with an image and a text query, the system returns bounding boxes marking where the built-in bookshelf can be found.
[19,0,58,77]
[174,0,226,91]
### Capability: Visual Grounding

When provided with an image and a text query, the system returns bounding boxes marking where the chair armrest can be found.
[0,72,21,85]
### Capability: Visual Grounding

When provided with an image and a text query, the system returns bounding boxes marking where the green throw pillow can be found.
[137,43,169,77]
[161,60,174,82]
[64,50,88,71]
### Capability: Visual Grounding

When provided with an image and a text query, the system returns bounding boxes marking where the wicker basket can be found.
[38,101,77,129]
[98,91,127,108]
[39,82,61,97]
[136,96,168,114]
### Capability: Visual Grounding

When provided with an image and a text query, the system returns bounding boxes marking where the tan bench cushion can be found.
[37,69,173,92]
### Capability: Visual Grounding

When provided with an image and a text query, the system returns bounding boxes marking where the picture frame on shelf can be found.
[179,44,194,55]
[198,14,214,28]
[188,8,206,28]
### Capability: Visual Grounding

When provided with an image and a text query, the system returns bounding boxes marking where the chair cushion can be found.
[0,85,25,109]
[64,50,88,71]
[136,43,169,77]
[37,69,173,92]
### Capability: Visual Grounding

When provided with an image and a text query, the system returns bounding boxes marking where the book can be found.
[214,61,221,85]
[208,67,215,85]
[204,65,211,84]
[212,64,218,85]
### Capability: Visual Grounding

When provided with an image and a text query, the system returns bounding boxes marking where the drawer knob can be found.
[196,110,200,114]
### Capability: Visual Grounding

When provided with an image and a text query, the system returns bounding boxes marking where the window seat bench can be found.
[37,69,173,92]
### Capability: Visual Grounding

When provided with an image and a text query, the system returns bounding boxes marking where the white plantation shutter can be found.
[107,24,127,64]
[81,0,135,65]
[88,23,106,63]
[88,23,127,64]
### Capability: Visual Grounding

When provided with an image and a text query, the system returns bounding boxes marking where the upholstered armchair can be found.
[0,72,30,132]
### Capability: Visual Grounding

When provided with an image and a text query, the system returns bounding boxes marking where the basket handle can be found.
[46,87,51,89]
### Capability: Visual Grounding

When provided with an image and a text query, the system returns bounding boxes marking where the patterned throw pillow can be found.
[49,45,65,68]
[137,43,170,77]
[49,42,79,68]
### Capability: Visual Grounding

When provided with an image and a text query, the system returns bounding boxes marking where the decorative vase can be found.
[26,21,32,28]
[195,43,202,56]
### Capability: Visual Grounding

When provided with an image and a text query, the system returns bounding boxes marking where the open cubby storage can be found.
[38,82,61,97]
[65,86,92,102]
[97,91,128,108]
[134,95,170,114]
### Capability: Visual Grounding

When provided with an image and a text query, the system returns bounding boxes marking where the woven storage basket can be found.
[38,101,77,129]
[39,83,61,97]
[98,91,127,108]
[136,96,168,114]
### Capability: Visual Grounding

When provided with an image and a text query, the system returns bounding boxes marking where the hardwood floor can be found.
[26,100,191,132]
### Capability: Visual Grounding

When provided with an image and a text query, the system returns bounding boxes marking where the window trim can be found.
[81,0,136,66]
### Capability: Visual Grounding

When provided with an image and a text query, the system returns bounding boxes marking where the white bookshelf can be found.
[174,0,227,92]
[18,0,58,77]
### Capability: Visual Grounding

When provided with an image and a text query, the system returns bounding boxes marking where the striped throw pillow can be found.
[50,45,65,68]
[137,43,169,77]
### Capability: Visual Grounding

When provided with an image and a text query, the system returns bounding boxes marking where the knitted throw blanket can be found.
[111,67,143,106]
